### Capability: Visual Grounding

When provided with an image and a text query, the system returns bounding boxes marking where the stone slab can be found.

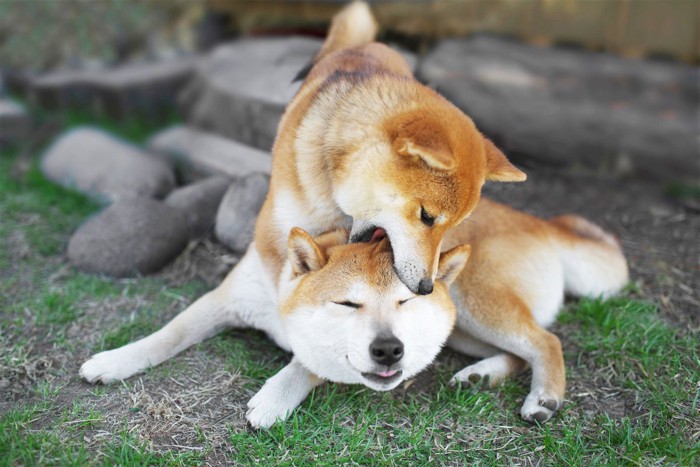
[147,125,271,182]
[215,173,269,253]
[68,197,190,277]
[417,36,700,180]
[181,37,417,151]
[165,175,231,238]
[42,127,175,203]
[0,99,31,145]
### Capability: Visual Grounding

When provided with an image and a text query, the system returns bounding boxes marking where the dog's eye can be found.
[333,301,362,309]
[420,207,435,227]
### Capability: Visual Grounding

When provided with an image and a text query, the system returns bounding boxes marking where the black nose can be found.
[369,336,404,366]
[417,278,433,295]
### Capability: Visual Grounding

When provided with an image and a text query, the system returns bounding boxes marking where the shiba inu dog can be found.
[255,0,525,296]
[259,199,627,426]
[82,0,526,424]
[81,199,627,427]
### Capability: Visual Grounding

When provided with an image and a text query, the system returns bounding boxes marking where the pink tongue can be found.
[376,369,398,378]
[370,228,387,242]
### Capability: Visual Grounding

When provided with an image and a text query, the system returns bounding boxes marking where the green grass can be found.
[1,110,697,465]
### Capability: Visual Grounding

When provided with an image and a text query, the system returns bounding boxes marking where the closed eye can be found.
[333,301,362,309]
[420,207,435,227]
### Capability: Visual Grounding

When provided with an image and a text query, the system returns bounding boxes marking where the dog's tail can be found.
[293,1,377,81]
[548,215,629,299]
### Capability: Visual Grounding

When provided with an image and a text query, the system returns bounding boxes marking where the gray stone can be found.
[147,125,271,182]
[42,127,175,203]
[28,57,198,118]
[67,197,190,277]
[417,36,699,180]
[0,99,31,145]
[215,173,269,252]
[165,176,231,238]
[181,37,416,151]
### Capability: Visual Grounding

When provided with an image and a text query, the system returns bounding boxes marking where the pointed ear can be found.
[390,114,455,171]
[394,135,455,171]
[437,244,471,285]
[287,227,327,277]
[483,138,526,182]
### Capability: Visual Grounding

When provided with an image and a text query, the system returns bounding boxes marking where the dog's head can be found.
[335,106,524,295]
[278,227,470,391]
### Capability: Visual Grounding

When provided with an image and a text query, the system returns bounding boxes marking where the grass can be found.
[1,112,698,465]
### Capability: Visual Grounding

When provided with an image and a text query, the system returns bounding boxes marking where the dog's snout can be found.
[417,278,434,295]
[369,336,404,365]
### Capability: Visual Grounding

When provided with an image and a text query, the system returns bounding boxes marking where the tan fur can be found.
[280,198,628,423]
[255,1,525,293]
[80,2,530,429]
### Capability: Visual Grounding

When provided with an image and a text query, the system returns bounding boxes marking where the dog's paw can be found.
[246,381,298,429]
[450,358,509,388]
[79,347,147,384]
[520,389,563,424]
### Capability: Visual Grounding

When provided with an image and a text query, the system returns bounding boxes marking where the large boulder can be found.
[417,36,699,180]
[67,197,190,277]
[181,37,417,151]
[165,176,231,238]
[41,127,175,203]
[215,173,269,253]
[147,125,271,182]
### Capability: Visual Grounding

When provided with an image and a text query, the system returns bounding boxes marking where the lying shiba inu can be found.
[81,199,628,427]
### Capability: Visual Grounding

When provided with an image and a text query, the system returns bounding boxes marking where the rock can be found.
[0,99,31,145]
[41,127,175,202]
[417,36,700,181]
[165,176,231,238]
[180,37,318,151]
[68,197,190,277]
[147,125,271,182]
[91,57,199,120]
[28,57,198,119]
[181,37,417,150]
[215,173,269,252]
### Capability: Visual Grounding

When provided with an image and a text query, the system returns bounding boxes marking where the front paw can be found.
[79,347,147,384]
[246,381,299,429]
[520,389,563,424]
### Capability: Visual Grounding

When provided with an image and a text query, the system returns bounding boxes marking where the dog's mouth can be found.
[361,369,403,385]
[350,226,387,243]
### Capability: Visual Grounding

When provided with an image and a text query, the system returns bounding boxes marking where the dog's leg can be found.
[448,329,527,388]
[246,357,324,429]
[80,244,277,384]
[453,295,566,423]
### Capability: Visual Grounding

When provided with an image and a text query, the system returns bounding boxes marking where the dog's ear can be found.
[392,117,455,171]
[437,244,471,285]
[314,229,350,249]
[483,138,526,182]
[288,227,328,277]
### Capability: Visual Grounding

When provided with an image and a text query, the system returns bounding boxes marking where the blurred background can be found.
[1,0,698,178]
[0,0,698,282]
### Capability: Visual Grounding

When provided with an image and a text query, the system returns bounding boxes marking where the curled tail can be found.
[294,1,377,81]
[549,215,629,299]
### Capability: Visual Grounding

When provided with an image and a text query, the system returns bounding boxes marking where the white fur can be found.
[282,279,453,392]
[246,358,322,428]
[80,244,285,385]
